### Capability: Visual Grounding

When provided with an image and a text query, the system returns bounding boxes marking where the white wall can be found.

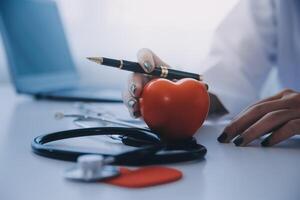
[0,0,238,89]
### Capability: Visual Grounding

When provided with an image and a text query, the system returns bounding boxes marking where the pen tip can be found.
[86,57,103,64]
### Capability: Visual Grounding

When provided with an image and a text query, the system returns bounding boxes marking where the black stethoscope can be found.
[31,108,207,182]
[32,127,207,166]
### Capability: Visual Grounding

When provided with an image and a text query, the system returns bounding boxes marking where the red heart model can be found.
[139,78,210,140]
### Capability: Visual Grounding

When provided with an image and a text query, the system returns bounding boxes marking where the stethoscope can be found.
[31,106,207,182]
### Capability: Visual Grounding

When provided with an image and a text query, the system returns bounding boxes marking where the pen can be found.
[87,57,202,81]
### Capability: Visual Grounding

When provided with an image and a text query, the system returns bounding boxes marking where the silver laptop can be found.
[0,0,122,102]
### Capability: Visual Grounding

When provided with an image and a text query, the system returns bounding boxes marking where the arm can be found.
[123,0,278,119]
[203,0,278,118]
[213,1,300,147]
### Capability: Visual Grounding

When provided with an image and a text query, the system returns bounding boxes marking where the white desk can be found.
[0,84,300,200]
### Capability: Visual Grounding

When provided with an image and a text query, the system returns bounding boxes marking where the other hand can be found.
[218,89,300,147]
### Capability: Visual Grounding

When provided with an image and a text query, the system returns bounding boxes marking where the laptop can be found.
[0,0,122,102]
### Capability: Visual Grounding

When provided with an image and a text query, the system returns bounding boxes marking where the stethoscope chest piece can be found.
[64,155,120,182]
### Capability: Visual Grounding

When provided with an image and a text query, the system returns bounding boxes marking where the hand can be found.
[122,48,170,118]
[218,89,300,147]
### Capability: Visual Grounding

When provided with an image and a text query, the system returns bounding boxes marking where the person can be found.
[122,0,300,147]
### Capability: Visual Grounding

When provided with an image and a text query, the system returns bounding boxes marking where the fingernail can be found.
[127,99,136,108]
[261,137,270,147]
[233,136,244,146]
[129,110,140,118]
[130,84,137,96]
[133,111,141,118]
[143,61,152,72]
[205,83,209,90]
[217,132,227,143]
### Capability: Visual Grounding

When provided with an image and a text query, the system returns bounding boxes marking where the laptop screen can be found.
[0,0,78,92]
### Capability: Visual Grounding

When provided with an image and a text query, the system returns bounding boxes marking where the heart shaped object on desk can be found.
[139,78,210,140]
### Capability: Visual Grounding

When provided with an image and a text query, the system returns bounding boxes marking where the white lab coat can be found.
[203,0,300,118]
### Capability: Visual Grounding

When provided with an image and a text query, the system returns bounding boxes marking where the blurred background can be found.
[0,0,238,89]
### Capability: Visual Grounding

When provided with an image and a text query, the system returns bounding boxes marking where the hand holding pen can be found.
[117,48,207,118]
[87,48,208,118]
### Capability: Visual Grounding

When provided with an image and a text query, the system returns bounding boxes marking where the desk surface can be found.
[1,84,300,200]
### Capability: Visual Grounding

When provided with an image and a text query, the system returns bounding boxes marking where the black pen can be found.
[87,57,202,81]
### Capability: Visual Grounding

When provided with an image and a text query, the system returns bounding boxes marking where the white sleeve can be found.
[202,0,277,118]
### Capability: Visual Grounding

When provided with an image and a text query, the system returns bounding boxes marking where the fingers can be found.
[219,99,288,143]
[137,48,155,73]
[128,73,150,98]
[261,119,300,146]
[123,48,170,118]
[217,89,300,146]
[122,90,141,118]
[232,109,300,146]
[137,48,169,73]
[123,73,150,118]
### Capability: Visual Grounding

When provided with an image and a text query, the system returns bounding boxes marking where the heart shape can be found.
[104,166,182,188]
[140,78,210,139]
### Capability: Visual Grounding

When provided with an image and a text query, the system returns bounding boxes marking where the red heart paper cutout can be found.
[104,166,182,188]
[139,78,210,139]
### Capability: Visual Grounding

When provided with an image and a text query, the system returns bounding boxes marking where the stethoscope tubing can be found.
[32,127,207,166]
